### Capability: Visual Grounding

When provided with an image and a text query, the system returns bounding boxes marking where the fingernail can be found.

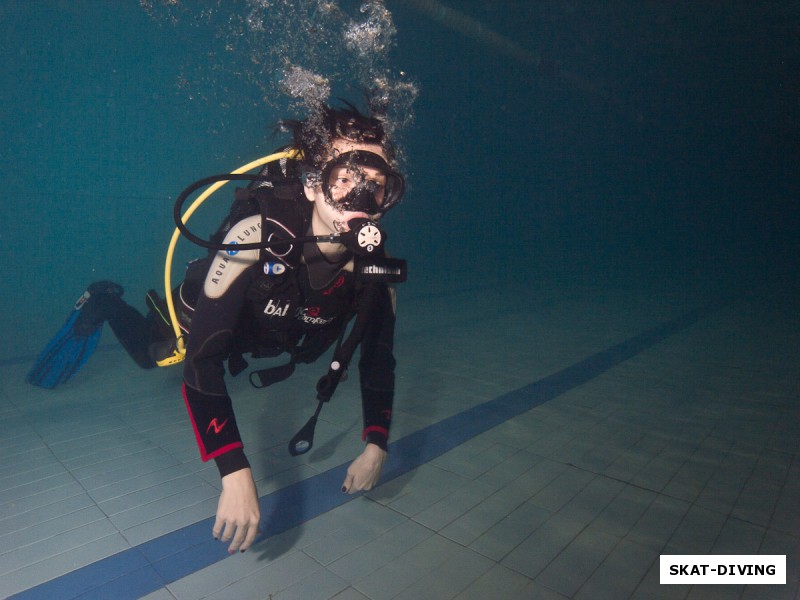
[341,486,347,493]
[240,549,246,553]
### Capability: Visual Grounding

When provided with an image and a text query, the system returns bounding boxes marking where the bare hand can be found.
[342,443,387,494]
[213,468,260,553]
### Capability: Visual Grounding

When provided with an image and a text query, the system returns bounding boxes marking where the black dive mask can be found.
[318,151,404,214]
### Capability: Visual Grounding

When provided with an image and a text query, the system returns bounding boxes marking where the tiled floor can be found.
[1,277,798,599]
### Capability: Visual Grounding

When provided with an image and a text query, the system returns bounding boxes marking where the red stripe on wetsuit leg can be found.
[206,443,243,461]
[362,425,389,441]
[182,382,244,463]
[182,382,211,460]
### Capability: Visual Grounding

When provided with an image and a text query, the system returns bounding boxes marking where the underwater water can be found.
[2,1,798,359]
[2,1,798,362]
[1,1,799,598]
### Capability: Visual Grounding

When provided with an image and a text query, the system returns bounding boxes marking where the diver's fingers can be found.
[341,471,355,494]
[215,468,260,552]
[342,444,386,494]
[240,522,260,553]
[219,520,236,543]
[212,515,225,541]
[228,522,248,554]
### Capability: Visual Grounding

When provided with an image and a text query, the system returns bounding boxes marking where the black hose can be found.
[173,173,335,252]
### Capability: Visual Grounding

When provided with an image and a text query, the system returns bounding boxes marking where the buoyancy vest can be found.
[175,153,400,397]
[186,159,366,388]
[170,158,309,340]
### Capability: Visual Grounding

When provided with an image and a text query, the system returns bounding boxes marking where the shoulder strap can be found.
[209,145,306,259]
[254,184,308,267]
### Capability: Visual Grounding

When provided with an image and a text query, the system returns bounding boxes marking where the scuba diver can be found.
[27,102,406,553]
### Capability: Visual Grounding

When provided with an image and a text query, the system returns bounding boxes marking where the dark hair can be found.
[281,101,395,170]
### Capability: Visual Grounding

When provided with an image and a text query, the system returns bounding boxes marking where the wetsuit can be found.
[181,210,396,477]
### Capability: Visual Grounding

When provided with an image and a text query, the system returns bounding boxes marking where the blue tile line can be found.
[8,302,721,600]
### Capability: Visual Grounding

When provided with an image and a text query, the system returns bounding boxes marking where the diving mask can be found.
[316,150,404,215]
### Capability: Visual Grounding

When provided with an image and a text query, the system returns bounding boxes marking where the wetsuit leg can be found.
[102,296,159,369]
[87,285,180,369]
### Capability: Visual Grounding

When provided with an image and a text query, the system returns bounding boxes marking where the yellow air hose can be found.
[157,148,301,366]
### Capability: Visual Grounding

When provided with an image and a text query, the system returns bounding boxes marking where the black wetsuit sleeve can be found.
[182,262,255,477]
[358,284,397,451]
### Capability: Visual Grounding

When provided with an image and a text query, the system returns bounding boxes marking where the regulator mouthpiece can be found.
[340,218,385,255]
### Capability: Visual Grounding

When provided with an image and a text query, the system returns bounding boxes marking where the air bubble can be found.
[344,2,396,58]
[279,65,331,106]
[141,0,418,166]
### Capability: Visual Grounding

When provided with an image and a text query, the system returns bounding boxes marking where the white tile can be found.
[711,517,766,555]
[592,484,656,539]
[0,492,97,545]
[452,563,534,600]
[88,463,198,503]
[535,526,620,597]
[501,514,586,579]
[327,520,434,582]
[328,588,370,600]
[0,478,88,521]
[664,505,727,554]
[274,567,348,600]
[139,588,179,600]
[0,517,120,577]
[5,283,800,600]
[353,534,464,600]
[0,463,71,500]
[98,472,207,515]
[394,546,494,600]
[108,481,219,530]
[0,506,118,567]
[528,465,596,512]
[303,517,392,566]
[472,502,552,563]
[121,496,219,546]
[413,479,498,532]
[201,552,323,600]
[0,532,131,599]
[625,495,691,551]
[575,539,657,600]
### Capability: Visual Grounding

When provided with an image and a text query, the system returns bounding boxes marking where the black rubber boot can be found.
[73,281,125,336]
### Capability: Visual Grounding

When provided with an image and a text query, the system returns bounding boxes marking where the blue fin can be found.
[26,306,103,389]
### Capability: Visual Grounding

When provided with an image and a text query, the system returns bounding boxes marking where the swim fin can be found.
[26,282,123,388]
